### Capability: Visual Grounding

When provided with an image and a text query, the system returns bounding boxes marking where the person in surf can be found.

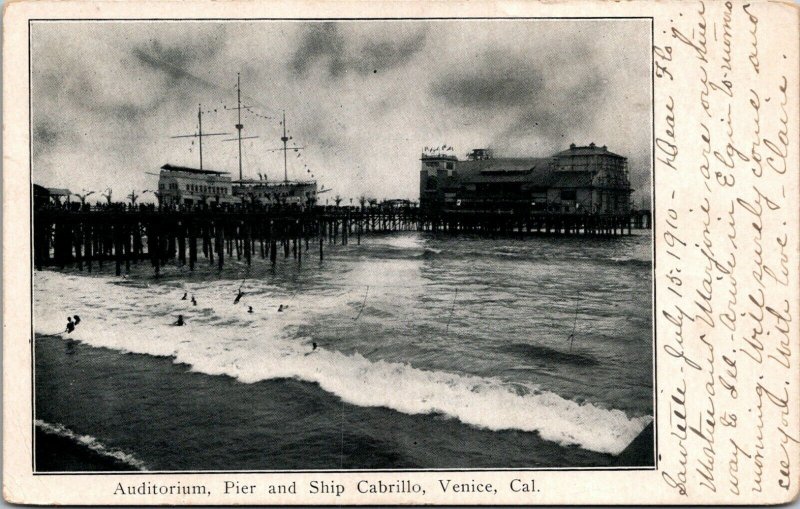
[278,304,288,312]
[65,317,75,334]
[174,314,185,326]
[191,295,197,306]
[247,306,254,314]
[73,315,81,326]
[232,279,247,305]
[181,292,187,300]
[304,341,318,356]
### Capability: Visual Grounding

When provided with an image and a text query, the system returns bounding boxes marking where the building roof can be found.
[550,171,596,188]
[46,188,72,196]
[458,158,554,184]
[160,164,230,175]
[556,143,624,159]
[465,173,545,184]
[454,160,607,188]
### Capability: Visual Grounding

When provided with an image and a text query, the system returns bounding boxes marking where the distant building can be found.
[232,179,318,208]
[33,184,72,207]
[383,198,415,209]
[158,164,236,206]
[419,143,632,215]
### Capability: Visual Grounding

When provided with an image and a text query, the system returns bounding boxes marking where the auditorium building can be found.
[419,143,632,215]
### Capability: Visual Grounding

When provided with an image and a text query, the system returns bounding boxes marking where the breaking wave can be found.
[35,271,650,456]
[35,419,147,471]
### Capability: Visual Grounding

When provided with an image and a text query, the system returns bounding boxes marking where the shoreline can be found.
[35,333,652,471]
[35,427,140,472]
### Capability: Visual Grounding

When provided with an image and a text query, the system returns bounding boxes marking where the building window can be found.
[445,162,454,170]
[560,190,577,200]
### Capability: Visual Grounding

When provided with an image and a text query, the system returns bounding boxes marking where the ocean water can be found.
[34,231,653,471]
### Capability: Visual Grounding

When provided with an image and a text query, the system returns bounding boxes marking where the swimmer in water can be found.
[278,305,284,312]
[191,295,197,306]
[304,341,319,356]
[181,292,187,300]
[234,289,244,305]
[247,306,254,314]
[73,315,81,326]
[174,314,184,326]
[65,317,75,334]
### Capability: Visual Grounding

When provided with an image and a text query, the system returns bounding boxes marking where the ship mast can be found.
[281,110,289,183]
[221,74,258,180]
[198,104,204,170]
[236,74,244,180]
[170,104,229,170]
[261,108,303,181]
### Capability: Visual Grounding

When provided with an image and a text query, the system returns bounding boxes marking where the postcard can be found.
[3,0,798,504]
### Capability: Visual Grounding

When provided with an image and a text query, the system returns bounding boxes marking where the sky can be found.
[31,19,652,206]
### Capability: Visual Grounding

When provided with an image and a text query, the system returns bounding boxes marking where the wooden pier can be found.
[33,205,643,274]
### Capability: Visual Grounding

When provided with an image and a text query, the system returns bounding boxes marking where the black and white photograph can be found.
[30,18,654,473]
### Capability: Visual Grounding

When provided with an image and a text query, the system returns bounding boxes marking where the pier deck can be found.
[33,206,644,274]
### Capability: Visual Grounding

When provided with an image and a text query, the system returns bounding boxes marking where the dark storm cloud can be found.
[360,31,428,74]
[429,47,610,149]
[132,38,222,86]
[430,65,546,110]
[508,71,606,140]
[126,26,233,114]
[34,61,163,125]
[290,23,428,78]
[32,66,96,111]
[32,119,69,157]
[290,23,347,77]
[32,42,180,127]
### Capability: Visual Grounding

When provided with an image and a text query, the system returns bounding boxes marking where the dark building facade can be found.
[420,143,632,215]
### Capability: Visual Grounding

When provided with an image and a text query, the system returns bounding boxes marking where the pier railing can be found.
[33,206,642,274]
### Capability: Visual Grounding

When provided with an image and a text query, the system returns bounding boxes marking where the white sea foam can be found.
[370,235,424,251]
[35,271,650,455]
[35,419,147,470]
